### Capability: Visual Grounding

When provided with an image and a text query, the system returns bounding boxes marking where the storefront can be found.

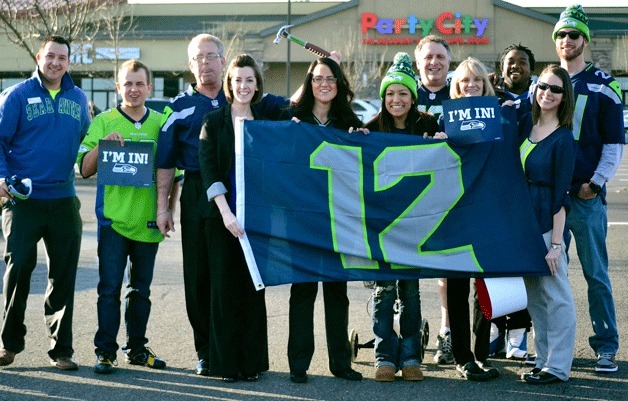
[1,0,626,110]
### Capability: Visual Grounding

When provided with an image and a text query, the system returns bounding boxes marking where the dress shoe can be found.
[241,373,259,382]
[0,349,16,367]
[332,368,363,381]
[374,365,395,382]
[455,361,491,382]
[524,371,563,385]
[50,356,79,371]
[222,375,238,383]
[476,360,500,378]
[520,367,541,380]
[196,359,209,376]
[402,365,424,381]
[290,371,308,383]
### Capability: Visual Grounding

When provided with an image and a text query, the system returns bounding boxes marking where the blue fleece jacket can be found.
[0,69,90,199]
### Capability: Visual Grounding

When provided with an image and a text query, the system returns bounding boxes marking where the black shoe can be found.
[520,367,542,380]
[222,375,238,383]
[241,373,259,382]
[476,360,500,378]
[524,371,563,385]
[196,359,209,376]
[332,368,363,381]
[455,361,492,382]
[93,354,116,375]
[290,371,308,383]
[125,347,166,369]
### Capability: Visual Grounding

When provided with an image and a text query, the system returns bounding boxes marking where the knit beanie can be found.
[552,4,590,42]
[379,52,418,100]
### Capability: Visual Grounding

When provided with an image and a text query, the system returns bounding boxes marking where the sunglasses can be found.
[556,31,583,40]
[537,82,565,94]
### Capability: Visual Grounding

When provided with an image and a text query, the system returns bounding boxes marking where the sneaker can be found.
[332,368,363,381]
[455,361,491,382]
[488,323,505,357]
[433,332,454,364]
[520,367,541,381]
[525,354,537,366]
[506,328,528,359]
[196,359,209,376]
[476,360,500,378]
[595,353,618,373]
[125,347,166,369]
[50,356,79,371]
[94,354,116,374]
[0,349,16,367]
[401,365,423,381]
[374,365,395,382]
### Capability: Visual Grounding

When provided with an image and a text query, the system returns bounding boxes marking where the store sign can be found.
[95,47,141,60]
[361,12,490,45]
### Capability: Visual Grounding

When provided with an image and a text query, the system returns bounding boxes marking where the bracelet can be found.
[157,209,171,217]
[551,243,561,246]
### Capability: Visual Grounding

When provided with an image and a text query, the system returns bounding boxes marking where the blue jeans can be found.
[372,280,422,369]
[566,195,618,354]
[94,225,159,356]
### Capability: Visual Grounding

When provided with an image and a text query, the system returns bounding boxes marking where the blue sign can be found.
[236,110,549,288]
[97,140,153,187]
[442,96,502,145]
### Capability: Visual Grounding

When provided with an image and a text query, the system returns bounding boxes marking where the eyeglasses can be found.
[555,31,583,40]
[191,53,222,62]
[537,82,565,94]
[312,76,338,85]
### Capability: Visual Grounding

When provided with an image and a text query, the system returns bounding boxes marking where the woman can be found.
[285,57,363,384]
[445,57,499,382]
[519,64,576,385]
[198,54,268,383]
[365,52,439,382]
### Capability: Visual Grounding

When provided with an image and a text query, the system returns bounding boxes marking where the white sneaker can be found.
[506,328,528,359]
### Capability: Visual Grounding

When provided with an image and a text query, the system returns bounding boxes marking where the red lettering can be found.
[436,12,453,35]
[362,13,377,34]
[393,19,406,34]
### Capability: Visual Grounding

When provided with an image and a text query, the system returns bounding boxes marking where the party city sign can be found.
[361,12,490,45]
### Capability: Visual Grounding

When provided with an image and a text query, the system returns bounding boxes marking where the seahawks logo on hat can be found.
[564,20,577,27]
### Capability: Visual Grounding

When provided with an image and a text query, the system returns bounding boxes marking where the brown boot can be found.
[402,365,424,381]
[375,365,395,382]
[0,349,16,367]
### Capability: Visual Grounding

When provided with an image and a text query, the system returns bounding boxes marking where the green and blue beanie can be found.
[552,4,590,42]
[379,52,418,100]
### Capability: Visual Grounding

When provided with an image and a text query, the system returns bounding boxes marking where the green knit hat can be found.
[379,52,418,100]
[552,4,590,42]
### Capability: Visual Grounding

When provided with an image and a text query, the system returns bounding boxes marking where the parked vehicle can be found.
[351,99,379,123]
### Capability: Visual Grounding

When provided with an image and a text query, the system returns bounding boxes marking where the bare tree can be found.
[95,0,135,82]
[0,0,115,61]
[328,27,388,100]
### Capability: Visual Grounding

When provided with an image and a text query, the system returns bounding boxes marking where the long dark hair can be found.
[292,57,361,128]
[531,64,574,130]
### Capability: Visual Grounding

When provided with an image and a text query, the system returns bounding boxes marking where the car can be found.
[351,99,379,123]
[145,98,171,113]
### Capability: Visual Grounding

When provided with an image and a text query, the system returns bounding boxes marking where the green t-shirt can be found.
[77,106,163,243]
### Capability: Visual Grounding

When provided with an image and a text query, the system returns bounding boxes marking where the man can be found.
[490,44,536,361]
[155,34,287,376]
[0,36,90,370]
[414,34,451,120]
[553,4,623,373]
[414,35,454,365]
[77,60,177,374]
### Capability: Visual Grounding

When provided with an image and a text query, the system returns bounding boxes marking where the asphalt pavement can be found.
[1,151,627,401]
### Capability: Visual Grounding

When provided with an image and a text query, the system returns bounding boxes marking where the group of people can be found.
[0,4,621,388]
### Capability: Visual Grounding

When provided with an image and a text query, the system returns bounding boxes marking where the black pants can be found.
[288,282,352,373]
[179,173,212,360]
[1,197,82,359]
[447,278,490,365]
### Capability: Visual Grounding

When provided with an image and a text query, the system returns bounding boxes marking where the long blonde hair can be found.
[450,57,495,99]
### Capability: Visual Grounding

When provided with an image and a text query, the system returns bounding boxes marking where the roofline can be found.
[258,0,359,38]
[493,0,557,24]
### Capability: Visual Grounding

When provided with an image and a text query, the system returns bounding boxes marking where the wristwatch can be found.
[551,243,561,250]
[589,181,602,195]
